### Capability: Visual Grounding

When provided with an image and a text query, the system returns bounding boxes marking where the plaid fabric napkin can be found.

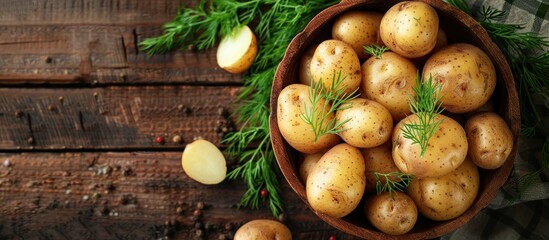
[442,0,549,239]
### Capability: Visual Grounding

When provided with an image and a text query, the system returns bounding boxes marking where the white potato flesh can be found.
[361,51,418,121]
[181,139,227,185]
[392,114,468,178]
[216,25,258,74]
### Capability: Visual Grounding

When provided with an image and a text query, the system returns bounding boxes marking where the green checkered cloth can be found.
[442,0,549,239]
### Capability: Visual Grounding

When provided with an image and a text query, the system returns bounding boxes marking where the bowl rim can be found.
[269,0,520,239]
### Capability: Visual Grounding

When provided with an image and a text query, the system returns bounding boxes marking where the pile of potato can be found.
[276,1,514,235]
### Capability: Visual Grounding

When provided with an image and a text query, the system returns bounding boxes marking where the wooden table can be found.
[0,1,357,239]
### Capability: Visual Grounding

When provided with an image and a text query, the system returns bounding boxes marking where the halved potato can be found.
[216,25,258,74]
[181,139,227,185]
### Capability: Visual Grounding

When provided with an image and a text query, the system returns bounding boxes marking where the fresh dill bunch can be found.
[372,171,415,198]
[140,0,341,217]
[363,44,390,59]
[401,73,445,157]
[300,71,360,143]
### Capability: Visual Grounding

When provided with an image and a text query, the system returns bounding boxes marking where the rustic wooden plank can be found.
[0,86,240,150]
[0,0,189,25]
[0,152,360,239]
[0,25,242,85]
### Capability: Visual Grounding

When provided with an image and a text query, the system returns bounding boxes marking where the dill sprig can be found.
[372,171,414,198]
[301,71,360,143]
[363,44,390,59]
[401,73,445,157]
[139,0,341,217]
[445,0,549,200]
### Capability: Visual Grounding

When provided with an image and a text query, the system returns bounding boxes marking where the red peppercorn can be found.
[155,136,164,143]
[329,236,336,240]
[260,188,268,198]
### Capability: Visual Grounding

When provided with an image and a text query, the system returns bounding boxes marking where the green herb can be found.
[401,73,445,157]
[140,0,340,217]
[301,71,359,143]
[371,171,414,198]
[445,0,549,200]
[363,45,390,59]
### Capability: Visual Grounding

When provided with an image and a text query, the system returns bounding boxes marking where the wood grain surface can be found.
[0,0,361,239]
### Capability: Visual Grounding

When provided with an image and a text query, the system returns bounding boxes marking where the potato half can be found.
[216,25,258,74]
[234,219,292,240]
[181,139,227,185]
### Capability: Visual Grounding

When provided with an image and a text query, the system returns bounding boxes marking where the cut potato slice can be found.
[216,25,258,74]
[181,139,227,185]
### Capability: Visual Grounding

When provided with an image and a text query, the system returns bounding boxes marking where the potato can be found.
[310,39,362,95]
[306,143,366,218]
[361,51,418,121]
[181,139,227,185]
[465,112,514,169]
[362,141,401,192]
[234,219,292,240]
[423,43,497,113]
[298,44,318,86]
[332,10,384,59]
[277,84,341,154]
[406,157,480,221]
[379,1,439,58]
[336,98,393,148]
[392,114,468,178]
[299,152,324,183]
[216,25,258,74]
[365,191,418,235]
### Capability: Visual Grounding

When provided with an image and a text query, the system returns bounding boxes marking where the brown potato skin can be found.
[310,39,362,95]
[423,43,496,113]
[379,1,439,58]
[336,98,393,148]
[277,84,340,154]
[299,152,324,183]
[332,10,384,59]
[465,112,513,169]
[233,219,292,240]
[298,44,318,86]
[406,157,479,221]
[361,51,418,121]
[362,141,401,193]
[392,114,468,178]
[306,143,366,218]
[365,191,418,235]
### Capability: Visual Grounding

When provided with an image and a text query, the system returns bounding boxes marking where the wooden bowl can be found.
[269,0,520,239]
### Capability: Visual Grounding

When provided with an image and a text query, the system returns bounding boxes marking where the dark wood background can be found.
[0,0,361,239]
